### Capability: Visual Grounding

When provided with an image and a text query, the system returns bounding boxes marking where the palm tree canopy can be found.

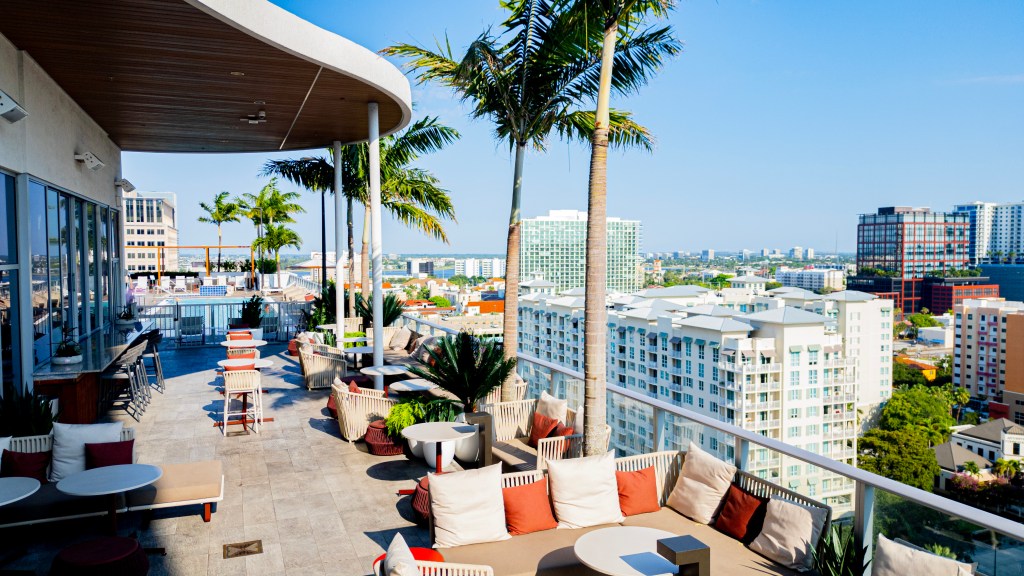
[239,178,305,226]
[197,191,242,226]
[260,117,460,242]
[253,223,302,254]
[383,0,680,152]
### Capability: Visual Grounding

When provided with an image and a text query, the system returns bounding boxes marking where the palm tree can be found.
[238,178,305,287]
[962,460,981,477]
[253,223,302,289]
[197,191,241,272]
[572,0,678,455]
[951,385,970,423]
[262,117,459,306]
[993,458,1012,479]
[385,0,673,400]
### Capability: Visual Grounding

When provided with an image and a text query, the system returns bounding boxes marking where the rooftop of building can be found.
[673,314,754,333]
[932,442,993,472]
[955,418,1024,443]
[823,290,878,302]
[740,307,831,326]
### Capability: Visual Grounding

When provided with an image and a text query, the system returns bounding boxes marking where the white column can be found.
[332,140,345,339]
[368,102,384,389]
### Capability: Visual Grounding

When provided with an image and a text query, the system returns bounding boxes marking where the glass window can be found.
[0,173,22,388]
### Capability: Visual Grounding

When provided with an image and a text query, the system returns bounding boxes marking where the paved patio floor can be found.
[0,344,434,575]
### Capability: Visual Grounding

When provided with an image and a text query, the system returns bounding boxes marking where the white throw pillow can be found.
[50,422,124,482]
[389,327,413,351]
[749,497,828,571]
[546,451,624,528]
[537,391,568,424]
[413,337,438,364]
[0,436,10,474]
[381,533,419,576]
[666,441,736,523]
[872,534,973,576]
[572,405,585,433]
[429,463,509,548]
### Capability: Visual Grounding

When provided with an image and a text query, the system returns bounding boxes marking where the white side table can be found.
[401,422,476,473]
[0,477,40,507]
[573,526,679,576]
[389,378,436,394]
[220,339,267,349]
[360,365,409,378]
[57,464,163,535]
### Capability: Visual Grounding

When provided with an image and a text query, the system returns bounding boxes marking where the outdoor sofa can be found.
[0,427,223,528]
[430,450,832,576]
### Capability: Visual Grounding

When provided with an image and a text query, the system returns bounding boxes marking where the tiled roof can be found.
[824,290,878,302]
[932,442,992,471]
[958,418,1024,442]
[674,315,753,333]
[740,307,830,325]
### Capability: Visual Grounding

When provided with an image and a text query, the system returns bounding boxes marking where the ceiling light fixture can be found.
[240,110,267,125]
[230,71,245,77]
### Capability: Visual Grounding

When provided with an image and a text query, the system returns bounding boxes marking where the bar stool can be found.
[101,341,148,420]
[226,348,261,360]
[222,370,262,435]
[141,330,165,393]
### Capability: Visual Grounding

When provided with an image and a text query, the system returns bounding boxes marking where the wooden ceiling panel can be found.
[0,0,407,152]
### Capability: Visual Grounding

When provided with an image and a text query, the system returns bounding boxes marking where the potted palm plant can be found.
[407,331,516,467]
[239,295,265,340]
[52,326,83,365]
[116,304,136,326]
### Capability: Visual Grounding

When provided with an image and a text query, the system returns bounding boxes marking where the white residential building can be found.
[775,268,845,292]
[455,257,506,278]
[954,201,1024,264]
[517,289,881,513]
[122,191,178,272]
[950,419,1024,463]
[520,210,642,293]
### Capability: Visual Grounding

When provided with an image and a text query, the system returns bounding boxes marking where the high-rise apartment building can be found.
[455,258,506,279]
[520,210,641,293]
[406,258,434,277]
[122,191,178,273]
[517,287,893,513]
[789,247,804,259]
[954,202,1024,265]
[954,299,1024,405]
[775,268,845,292]
[701,249,715,262]
[851,206,969,313]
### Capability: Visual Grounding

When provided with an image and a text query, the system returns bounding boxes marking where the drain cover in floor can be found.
[223,540,263,559]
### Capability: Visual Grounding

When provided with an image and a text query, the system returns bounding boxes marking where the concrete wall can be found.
[0,32,121,204]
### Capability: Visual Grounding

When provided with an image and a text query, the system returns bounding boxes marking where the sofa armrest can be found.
[372,560,494,576]
[536,433,583,470]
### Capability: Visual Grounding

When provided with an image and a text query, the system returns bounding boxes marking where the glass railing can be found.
[396,313,1024,574]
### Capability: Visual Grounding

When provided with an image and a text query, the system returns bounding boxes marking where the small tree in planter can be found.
[0,382,58,437]
[407,331,516,467]
[116,304,136,325]
[239,295,265,338]
[53,326,83,365]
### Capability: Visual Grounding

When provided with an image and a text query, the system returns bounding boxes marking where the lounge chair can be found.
[298,345,347,390]
[178,315,204,345]
[134,277,148,293]
[330,380,398,442]
[483,397,609,471]
[173,276,187,293]
[159,277,171,292]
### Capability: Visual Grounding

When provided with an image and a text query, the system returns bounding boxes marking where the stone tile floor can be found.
[0,344,434,575]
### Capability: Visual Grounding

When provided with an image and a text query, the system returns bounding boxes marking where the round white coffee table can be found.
[401,422,476,474]
[341,336,370,343]
[360,365,408,377]
[0,477,40,507]
[218,358,273,370]
[58,464,163,534]
[220,339,267,349]
[345,345,375,368]
[574,526,679,576]
[390,378,436,394]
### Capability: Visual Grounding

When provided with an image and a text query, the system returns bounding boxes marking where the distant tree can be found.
[417,287,431,300]
[950,385,970,422]
[892,362,927,389]
[878,385,955,445]
[197,191,241,272]
[449,275,471,287]
[907,313,941,328]
[764,281,783,290]
[429,296,451,308]
[962,461,981,477]
[858,428,939,491]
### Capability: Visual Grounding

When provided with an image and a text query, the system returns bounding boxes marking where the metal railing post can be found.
[854,481,874,575]
[653,407,664,452]
[734,437,749,471]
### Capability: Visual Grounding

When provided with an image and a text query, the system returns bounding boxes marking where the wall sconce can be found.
[0,88,28,123]
[74,151,106,171]
[114,178,136,192]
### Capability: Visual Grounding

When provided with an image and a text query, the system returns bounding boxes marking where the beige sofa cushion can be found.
[389,327,414,351]
[51,422,124,482]
[666,441,736,523]
[537,391,568,424]
[622,508,803,575]
[546,451,623,529]
[492,438,538,471]
[382,533,418,576]
[441,523,620,576]
[749,497,828,571]
[872,534,973,576]
[429,464,509,548]
[126,461,223,507]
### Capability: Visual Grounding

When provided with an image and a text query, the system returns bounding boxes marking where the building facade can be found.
[775,268,845,292]
[122,191,177,273]
[455,257,506,279]
[954,201,1024,265]
[406,258,434,277]
[921,276,999,314]
[980,264,1024,302]
[520,210,641,293]
[953,299,1024,404]
[853,206,969,313]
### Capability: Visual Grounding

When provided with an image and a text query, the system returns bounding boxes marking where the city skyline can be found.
[122,1,1023,254]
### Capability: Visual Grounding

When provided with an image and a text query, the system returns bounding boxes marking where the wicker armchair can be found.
[298,346,347,390]
[482,398,609,471]
[365,326,401,348]
[330,381,398,442]
[481,377,527,405]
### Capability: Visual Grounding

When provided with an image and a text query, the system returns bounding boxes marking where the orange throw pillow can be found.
[502,479,557,536]
[348,380,361,394]
[714,484,768,543]
[615,467,660,516]
[548,422,575,455]
[528,412,559,448]
[225,363,255,371]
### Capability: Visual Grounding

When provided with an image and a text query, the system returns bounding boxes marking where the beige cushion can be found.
[491,438,538,471]
[537,391,568,424]
[50,422,124,482]
[546,451,623,528]
[572,405,584,433]
[127,461,223,507]
[389,327,413,351]
[429,463,509,548]
[749,497,828,571]
[381,533,418,576]
[666,441,736,523]
[412,336,438,364]
[872,534,973,576]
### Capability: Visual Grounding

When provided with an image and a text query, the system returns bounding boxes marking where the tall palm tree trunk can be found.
[217,225,222,272]
[361,203,370,304]
[347,196,356,318]
[501,143,526,401]
[583,22,617,457]
[276,249,282,289]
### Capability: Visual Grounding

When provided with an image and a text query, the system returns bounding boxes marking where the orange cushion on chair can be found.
[528,412,559,448]
[502,478,557,535]
[232,350,257,359]
[373,547,444,567]
[348,381,361,394]
[227,332,252,340]
[225,363,256,371]
[615,466,660,516]
[548,422,575,455]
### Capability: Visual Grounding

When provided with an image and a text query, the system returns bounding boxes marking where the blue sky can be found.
[122,1,1023,256]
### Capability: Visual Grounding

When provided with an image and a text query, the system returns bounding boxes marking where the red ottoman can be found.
[411,476,431,524]
[50,537,149,576]
[365,419,403,456]
[374,544,444,567]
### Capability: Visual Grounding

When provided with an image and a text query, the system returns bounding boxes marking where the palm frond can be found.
[554,108,654,150]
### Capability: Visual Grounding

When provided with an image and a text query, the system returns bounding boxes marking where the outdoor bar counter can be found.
[33,322,153,424]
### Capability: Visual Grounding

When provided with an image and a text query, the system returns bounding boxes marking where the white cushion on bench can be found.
[430,463,509,549]
[547,451,622,529]
[872,534,973,576]
[749,497,828,571]
[50,422,124,482]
